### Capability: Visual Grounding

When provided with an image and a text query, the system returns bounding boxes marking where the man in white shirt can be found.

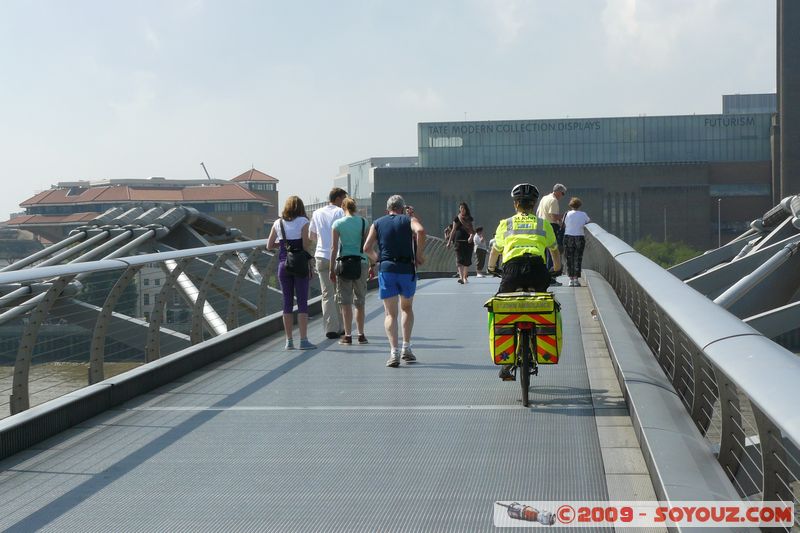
[309,187,347,338]
[537,183,567,233]
[537,183,567,285]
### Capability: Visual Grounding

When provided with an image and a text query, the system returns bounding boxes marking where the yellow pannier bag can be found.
[484,292,562,365]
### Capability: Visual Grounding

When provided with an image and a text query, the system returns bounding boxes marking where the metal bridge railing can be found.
[0,234,455,421]
[585,223,800,526]
[0,239,322,419]
[416,236,458,273]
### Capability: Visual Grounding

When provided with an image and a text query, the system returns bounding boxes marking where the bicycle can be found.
[485,270,562,407]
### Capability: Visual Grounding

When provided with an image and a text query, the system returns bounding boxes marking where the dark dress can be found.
[451,216,474,267]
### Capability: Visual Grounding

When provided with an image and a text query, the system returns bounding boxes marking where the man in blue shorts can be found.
[363,195,426,367]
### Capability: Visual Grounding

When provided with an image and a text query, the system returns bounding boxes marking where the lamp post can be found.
[717,198,722,248]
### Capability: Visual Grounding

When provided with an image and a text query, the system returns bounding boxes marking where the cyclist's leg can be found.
[520,329,531,406]
[498,260,522,293]
[497,261,527,380]
[529,258,551,292]
[505,258,546,292]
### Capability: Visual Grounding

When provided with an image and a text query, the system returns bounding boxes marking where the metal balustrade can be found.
[0,235,456,420]
[0,239,289,418]
[585,224,800,528]
[417,236,457,273]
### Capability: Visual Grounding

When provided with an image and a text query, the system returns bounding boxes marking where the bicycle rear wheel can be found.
[519,329,530,407]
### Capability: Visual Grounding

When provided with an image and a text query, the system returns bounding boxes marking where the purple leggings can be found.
[278,261,310,314]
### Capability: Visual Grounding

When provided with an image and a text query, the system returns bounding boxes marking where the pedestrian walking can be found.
[309,187,347,338]
[537,183,567,286]
[446,202,475,284]
[329,197,371,345]
[267,196,316,350]
[563,197,591,287]
[363,196,426,367]
[473,226,489,277]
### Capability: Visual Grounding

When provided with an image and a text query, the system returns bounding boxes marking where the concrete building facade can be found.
[334,157,418,200]
[779,0,800,199]
[372,96,776,249]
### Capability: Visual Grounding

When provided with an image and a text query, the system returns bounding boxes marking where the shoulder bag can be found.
[279,219,311,277]
[335,218,366,280]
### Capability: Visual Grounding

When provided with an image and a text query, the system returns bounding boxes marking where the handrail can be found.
[585,222,800,509]
[0,238,281,417]
[0,233,454,418]
[0,234,458,285]
[0,238,271,286]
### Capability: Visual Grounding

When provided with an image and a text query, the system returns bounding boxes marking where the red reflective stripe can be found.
[496,312,556,325]
[530,314,555,325]
[496,314,521,325]
[495,335,513,348]
[537,346,558,360]
[538,335,556,347]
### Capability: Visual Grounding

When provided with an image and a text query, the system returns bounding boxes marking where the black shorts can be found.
[498,256,550,293]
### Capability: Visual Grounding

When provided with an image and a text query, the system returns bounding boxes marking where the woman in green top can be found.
[329,197,372,345]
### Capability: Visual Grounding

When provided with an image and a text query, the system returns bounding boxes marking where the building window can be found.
[154,278,161,286]
[144,278,150,286]
[143,293,150,306]
[428,137,464,148]
[709,183,770,197]
[214,202,250,212]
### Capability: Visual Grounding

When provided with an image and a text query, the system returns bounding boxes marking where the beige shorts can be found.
[335,261,369,307]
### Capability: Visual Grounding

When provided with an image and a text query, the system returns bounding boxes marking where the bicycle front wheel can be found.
[519,329,531,407]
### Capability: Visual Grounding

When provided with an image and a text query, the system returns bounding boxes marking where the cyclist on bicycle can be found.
[487,183,562,380]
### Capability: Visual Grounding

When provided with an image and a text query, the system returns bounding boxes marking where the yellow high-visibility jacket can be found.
[492,212,556,262]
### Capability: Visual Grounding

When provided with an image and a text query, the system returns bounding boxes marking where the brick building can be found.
[6,169,279,242]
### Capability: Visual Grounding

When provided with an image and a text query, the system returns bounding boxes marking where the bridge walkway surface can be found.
[0,277,662,532]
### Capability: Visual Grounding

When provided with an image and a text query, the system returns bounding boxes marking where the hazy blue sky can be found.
[0,0,775,218]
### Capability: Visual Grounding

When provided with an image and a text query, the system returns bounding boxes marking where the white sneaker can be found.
[401,346,417,363]
[386,353,400,367]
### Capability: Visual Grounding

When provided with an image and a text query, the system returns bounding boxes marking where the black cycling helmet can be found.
[510,183,539,201]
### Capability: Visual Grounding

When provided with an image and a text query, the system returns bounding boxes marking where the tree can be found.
[633,236,701,268]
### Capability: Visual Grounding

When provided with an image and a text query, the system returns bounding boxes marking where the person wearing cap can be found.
[488,183,561,380]
[537,183,567,285]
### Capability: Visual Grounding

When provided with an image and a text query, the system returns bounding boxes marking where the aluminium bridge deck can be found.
[0,277,657,532]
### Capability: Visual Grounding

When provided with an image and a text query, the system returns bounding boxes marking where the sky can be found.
[0,0,776,218]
